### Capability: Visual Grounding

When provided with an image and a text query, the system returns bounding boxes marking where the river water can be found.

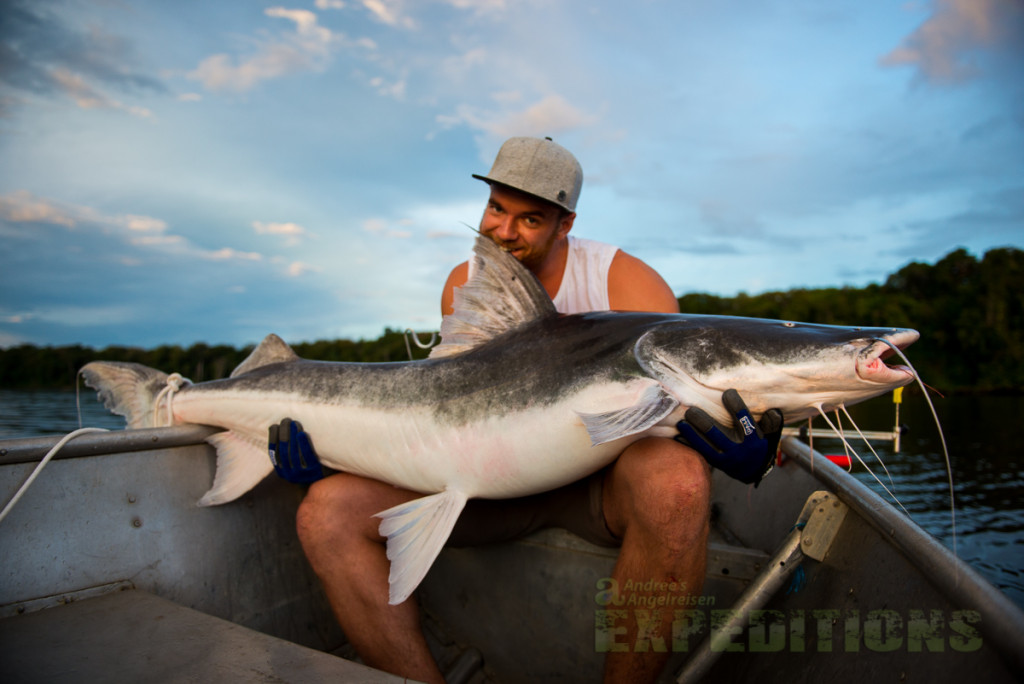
[1,389,1022,610]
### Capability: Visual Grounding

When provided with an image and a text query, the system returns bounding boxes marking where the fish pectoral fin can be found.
[375,489,469,605]
[576,384,679,446]
[198,430,274,506]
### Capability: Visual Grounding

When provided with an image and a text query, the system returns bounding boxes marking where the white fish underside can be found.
[170,375,669,501]
[82,236,919,604]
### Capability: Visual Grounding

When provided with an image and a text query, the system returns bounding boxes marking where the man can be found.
[283,137,780,683]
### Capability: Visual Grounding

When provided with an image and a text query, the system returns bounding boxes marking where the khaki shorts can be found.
[446,468,621,549]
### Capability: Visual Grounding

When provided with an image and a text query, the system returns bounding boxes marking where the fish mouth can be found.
[855,329,919,384]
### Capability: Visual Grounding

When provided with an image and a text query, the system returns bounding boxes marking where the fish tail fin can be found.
[80,361,189,429]
[376,489,469,605]
[198,431,275,506]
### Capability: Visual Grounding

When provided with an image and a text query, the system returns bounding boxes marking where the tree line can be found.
[2,247,1022,394]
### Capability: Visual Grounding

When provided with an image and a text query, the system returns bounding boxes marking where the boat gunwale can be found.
[0,425,222,466]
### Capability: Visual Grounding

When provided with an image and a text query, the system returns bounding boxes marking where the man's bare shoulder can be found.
[441,261,470,316]
[607,250,680,314]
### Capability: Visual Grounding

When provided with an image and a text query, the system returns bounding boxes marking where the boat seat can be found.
[0,587,405,683]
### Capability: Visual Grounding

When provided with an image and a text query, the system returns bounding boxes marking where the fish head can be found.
[635,315,920,424]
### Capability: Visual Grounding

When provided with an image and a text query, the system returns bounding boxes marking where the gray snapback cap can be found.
[473,137,583,213]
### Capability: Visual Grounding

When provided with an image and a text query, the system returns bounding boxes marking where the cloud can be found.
[252,220,309,245]
[0,190,276,267]
[361,0,417,29]
[0,0,166,115]
[287,261,319,276]
[363,217,412,239]
[188,7,337,93]
[129,234,185,248]
[898,184,1024,256]
[204,247,263,261]
[0,190,77,228]
[121,215,169,233]
[370,75,407,99]
[48,67,154,118]
[438,94,594,141]
[354,0,507,31]
[881,0,1024,84]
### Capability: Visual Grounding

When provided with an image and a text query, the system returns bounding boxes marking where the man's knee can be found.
[296,474,380,550]
[605,438,712,542]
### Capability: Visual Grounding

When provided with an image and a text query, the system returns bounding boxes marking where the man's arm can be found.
[607,251,680,314]
[441,261,470,316]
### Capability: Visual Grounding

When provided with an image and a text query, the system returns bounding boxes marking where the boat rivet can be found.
[132,518,142,528]
[128,495,137,504]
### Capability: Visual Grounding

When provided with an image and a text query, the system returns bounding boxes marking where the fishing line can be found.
[76,371,84,429]
[873,337,956,558]
[832,408,854,472]
[0,427,109,525]
[839,404,896,488]
[807,415,815,472]
[814,405,912,518]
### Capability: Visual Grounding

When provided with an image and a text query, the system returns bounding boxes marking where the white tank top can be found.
[551,236,619,314]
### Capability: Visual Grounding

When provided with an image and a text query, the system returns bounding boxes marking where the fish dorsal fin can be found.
[429,235,557,358]
[231,333,300,377]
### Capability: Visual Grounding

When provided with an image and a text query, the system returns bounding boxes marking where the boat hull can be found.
[1,429,1022,682]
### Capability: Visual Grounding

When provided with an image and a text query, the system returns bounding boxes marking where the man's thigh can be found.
[447,469,620,548]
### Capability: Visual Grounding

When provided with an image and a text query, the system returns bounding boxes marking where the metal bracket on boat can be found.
[675,490,849,684]
[798,491,848,562]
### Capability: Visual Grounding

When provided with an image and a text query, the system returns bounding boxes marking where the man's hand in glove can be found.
[674,389,783,486]
[268,418,325,484]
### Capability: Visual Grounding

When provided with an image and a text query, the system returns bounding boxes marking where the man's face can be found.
[478,185,574,272]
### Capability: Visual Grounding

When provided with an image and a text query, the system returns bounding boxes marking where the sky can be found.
[1,0,1022,350]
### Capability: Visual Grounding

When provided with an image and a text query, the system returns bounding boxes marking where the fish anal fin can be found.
[429,236,557,358]
[231,333,300,378]
[375,489,469,605]
[198,430,274,506]
[576,384,679,446]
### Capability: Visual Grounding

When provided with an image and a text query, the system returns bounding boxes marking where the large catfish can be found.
[82,236,918,604]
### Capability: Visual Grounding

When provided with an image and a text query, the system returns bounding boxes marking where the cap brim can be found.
[470,174,573,212]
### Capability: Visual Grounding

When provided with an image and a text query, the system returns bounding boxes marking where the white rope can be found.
[0,427,109,524]
[403,329,438,360]
[152,373,186,427]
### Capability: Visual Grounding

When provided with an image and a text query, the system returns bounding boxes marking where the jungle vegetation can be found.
[2,247,1021,394]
